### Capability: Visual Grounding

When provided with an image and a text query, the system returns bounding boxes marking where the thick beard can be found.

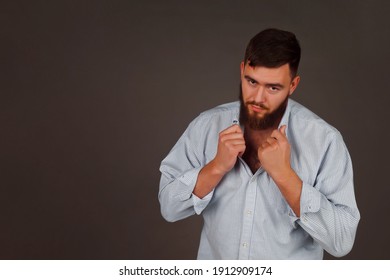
[239,84,288,130]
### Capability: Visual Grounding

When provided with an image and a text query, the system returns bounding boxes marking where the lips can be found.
[250,104,266,113]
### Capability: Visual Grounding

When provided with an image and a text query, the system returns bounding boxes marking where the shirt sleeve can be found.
[294,131,360,257]
[158,116,214,222]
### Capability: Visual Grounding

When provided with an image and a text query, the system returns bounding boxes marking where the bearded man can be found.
[158,28,360,259]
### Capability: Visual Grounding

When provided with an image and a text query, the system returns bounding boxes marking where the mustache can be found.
[246,101,269,110]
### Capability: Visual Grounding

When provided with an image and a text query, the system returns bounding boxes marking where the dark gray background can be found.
[1,0,389,259]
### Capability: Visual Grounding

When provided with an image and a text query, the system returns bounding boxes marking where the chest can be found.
[242,148,261,174]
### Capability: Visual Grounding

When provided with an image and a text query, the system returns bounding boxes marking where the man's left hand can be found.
[258,125,292,181]
[258,125,303,216]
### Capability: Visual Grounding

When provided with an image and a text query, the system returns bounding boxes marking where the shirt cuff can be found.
[178,167,215,214]
[192,190,214,215]
[287,181,321,225]
[299,181,321,215]
[176,167,203,201]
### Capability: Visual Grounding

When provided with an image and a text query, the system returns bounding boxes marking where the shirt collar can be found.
[278,98,292,139]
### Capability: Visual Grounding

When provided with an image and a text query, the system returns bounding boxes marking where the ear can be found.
[289,75,300,96]
[240,61,245,76]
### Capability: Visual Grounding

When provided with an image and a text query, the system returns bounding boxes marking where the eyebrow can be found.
[244,75,285,89]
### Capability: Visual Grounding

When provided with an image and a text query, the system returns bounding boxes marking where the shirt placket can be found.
[238,164,258,259]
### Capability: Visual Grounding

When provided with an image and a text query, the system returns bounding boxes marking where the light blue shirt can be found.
[159,99,360,259]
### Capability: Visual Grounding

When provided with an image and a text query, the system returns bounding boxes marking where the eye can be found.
[247,79,257,86]
[269,86,281,92]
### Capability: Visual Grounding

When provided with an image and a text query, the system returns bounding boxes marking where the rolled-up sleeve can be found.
[297,132,360,257]
[159,117,214,222]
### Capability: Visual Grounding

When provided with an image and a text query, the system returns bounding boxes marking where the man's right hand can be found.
[193,124,245,198]
[212,124,246,175]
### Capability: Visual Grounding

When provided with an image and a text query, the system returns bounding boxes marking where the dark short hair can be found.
[244,28,301,77]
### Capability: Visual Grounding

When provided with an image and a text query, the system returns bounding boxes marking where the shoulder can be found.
[178,102,239,158]
[188,101,240,130]
[287,99,347,153]
[289,99,341,138]
[198,101,240,120]
[287,100,352,179]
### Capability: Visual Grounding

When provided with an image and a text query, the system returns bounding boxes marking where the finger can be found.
[225,143,245,157]
[234,143,246,150]
[220,124,240,134]
[270,128,285,141]
[223,138,246,147]
[259,141,271,150]
[220,124,242,135]
[265,137,278,146]
[231,139,246,145]
[280,125,287,136]
[238,145,246,157]
[234,124,243,133]
[233,140,246,151]
[220,133,244,143]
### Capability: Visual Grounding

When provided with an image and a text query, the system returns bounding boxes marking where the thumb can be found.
[280,125,287,136]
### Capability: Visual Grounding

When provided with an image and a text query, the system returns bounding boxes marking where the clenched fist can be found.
[258,125,291,180]
[213,124,246,175]
[193,124,246,198]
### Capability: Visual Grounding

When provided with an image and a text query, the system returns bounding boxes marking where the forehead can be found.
[243,63,292,84]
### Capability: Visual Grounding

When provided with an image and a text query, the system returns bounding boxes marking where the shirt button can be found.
[242,242,248,248]
[247,210,252,215]
[308,205,312,211]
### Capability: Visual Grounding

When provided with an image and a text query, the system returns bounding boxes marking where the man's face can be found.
[239,62,300,130]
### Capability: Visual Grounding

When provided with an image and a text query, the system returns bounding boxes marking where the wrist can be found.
[194,159,227,198]
[270,167,302,217]
[209,159,228,177]
[271,167,299,186]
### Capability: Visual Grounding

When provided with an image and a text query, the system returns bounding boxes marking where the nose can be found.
[254,86,266,103]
